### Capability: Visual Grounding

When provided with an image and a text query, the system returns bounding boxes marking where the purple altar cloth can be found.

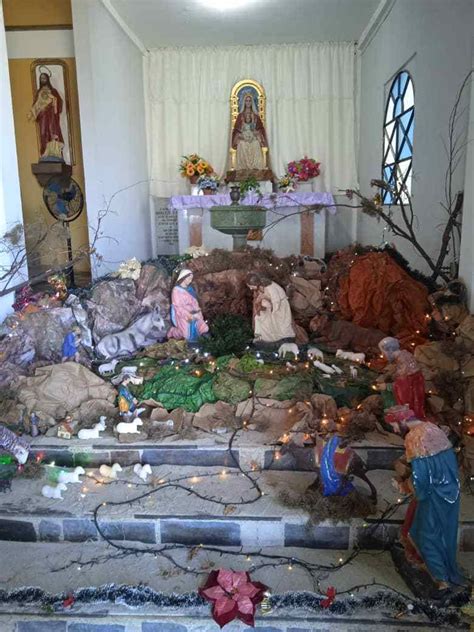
[169,191,336,214]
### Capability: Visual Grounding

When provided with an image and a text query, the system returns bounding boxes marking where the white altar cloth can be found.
[169,191,336,213]
[164,191,336,258]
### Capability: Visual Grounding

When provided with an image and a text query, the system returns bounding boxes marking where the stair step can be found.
[1,466,473,551]
[0,541,471,630]
[28,431,405,471]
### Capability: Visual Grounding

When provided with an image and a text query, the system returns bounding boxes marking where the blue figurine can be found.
[62,327,81,363]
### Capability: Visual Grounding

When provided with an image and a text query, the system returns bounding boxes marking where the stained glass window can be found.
[382,71,414,204]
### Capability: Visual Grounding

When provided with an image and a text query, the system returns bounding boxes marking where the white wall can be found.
[71,0,150,276]
[0,3,24,319]
[358,0,474,274]
[459,60,474,309]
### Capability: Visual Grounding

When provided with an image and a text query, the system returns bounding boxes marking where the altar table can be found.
[160,192,336,258]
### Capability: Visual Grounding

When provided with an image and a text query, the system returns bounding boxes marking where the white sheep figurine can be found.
[42,483,67,500]
[133,463,152,481]
[77,417,107,440]
[99,463,122,479]
[335,349,366,364]
[58,466,85,484]
[313,360,336,375]
[278,342,299,359]
[98,359,119,376]
[350,365,358,379]
[307,346,324,362]
[115,418,143,435]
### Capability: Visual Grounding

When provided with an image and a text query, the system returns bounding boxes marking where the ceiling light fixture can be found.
[197,0,259,10]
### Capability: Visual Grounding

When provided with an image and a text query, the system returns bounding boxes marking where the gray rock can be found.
[88,279,140,343]
[20,308,75,362]
[0,321,35,367]
[136,264,171,328]
[0,361,27,390]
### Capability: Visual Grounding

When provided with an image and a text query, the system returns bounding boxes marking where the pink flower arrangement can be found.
[287,156,321,182]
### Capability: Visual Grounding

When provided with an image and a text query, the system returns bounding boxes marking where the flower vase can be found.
[202,188,214,196]
[296,181,313,193]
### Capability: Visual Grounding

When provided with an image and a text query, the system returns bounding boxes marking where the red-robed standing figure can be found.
[29,72,64,160]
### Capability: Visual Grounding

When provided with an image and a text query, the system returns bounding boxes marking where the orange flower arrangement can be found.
[180,154,214,180]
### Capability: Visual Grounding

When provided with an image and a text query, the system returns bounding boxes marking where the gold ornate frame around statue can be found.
[230,78,266,128]
[228,79,270,176]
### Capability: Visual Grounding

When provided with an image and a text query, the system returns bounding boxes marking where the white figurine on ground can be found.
[335,349,366,364]
[313,360,336,375]
[307,346,324,362]
[98,359,119,376]
[115,418,144,435]
[133,463,152,482]
[42,483,67,500]
[58,466,85,484]
[99,463,122,479]
[77,417,106,440]
[278,342,299,359]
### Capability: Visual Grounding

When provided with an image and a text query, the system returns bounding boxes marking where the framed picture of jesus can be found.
[29,59,75,165]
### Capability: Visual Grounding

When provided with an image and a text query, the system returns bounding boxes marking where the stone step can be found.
[1,466,472,552]
[28,432,404,472]
[0,541,471,630]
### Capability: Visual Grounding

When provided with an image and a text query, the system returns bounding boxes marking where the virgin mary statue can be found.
[231,91,268,171]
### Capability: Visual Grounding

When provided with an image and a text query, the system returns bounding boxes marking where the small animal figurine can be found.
[133,463,152,481]
[313,360,336,375]
[350,365,358,379]
[307,346,324,362]
[98,358,119,376]
[42,482,67,500]
[278,342,299,359]
[96,307,166,360]
[58,466,85,484]
[115,418,144,435]
[62,327,81,362]
[335,349,366,363]
[77,417,106,440]
[99,463,122,479]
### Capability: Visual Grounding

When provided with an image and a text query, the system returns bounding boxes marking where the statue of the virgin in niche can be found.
[231,90,268,171]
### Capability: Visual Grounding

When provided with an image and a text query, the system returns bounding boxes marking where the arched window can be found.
[382,70,414,204]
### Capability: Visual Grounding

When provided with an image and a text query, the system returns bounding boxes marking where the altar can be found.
[160,191,336,258]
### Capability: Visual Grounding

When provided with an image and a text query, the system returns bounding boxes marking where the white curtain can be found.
[146,42,357,197]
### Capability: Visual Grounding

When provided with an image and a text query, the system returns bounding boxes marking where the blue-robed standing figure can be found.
[399,420,465,590]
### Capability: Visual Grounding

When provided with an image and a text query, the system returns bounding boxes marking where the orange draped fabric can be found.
[337,252,430,346]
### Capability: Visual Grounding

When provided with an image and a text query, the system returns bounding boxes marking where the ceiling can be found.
[109,0,381,49]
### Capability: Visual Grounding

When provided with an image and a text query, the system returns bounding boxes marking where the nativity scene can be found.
[0,0,473,630]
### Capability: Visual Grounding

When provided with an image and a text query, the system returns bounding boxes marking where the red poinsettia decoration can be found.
[62,593,75,609]
[320,586,336,609]
[199,569,268,627]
